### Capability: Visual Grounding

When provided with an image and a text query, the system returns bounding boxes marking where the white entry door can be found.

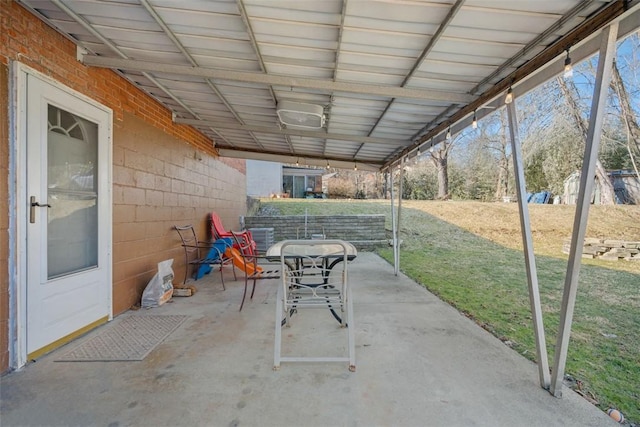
[25,73,112,357]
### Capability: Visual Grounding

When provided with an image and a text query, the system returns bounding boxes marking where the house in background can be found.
[246,160,326,198]
[246,160,282,198]
[283,166,326,198]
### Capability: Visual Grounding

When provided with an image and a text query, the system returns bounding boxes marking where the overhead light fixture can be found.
[563,48,573,79]
[504,87,513,104]
[326,159,330,169]
[472,110,478,129]
[295,157,299,167]
[277,101,325,129]
[446,127,451,140]
[354,162,358,171]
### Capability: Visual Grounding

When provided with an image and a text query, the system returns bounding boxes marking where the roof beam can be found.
[174,117,408,146]
[80,55,475,104]
[216,147,384,170]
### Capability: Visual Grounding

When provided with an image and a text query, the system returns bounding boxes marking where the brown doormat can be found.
[55,315,188,362]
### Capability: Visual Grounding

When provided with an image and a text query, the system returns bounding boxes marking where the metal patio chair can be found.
[230,231,281,311]
[274,240,355,371]
[174,225,235,288]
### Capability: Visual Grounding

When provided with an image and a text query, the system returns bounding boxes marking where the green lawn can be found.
[257,199,640,424]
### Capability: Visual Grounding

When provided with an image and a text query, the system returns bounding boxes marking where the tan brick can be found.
[113,222,147,243]
[113,165,135,186]
[155,176,172,192]
[163,192,178,207]
[145,189,164,206]
[113,205,136,224]
[122,187,145,205]
[134,170,156,189]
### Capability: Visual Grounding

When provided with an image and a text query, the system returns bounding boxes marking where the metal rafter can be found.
[469,1,602,95]
[368,0,465,136]
[235,0,294,153]
[140,0,266,149]
[80,56,475,104]
[217,146,384,166]
[50,0,233,147]
[326,0,349,159]
[174,118,407,146]
[353,0,465,160]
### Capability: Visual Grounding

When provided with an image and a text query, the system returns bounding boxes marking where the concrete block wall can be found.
[244,215,387,250]
[111,114,247,314]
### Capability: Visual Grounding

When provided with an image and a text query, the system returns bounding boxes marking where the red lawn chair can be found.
[210,212,233,240]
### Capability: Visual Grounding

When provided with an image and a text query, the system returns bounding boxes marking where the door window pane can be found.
[293,176,305,198]
[47,105,98,278]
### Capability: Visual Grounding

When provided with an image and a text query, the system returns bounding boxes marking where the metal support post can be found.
[396,158,404,273]
[389,168,398,275]
[506,100,551,390]
[550,22,618,397]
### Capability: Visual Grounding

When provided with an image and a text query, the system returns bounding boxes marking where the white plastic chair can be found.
[274,240,355,371]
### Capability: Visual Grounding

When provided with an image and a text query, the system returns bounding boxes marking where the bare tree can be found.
[491,109,511,200]
[557,76,616,204]
[611,59,640,177]
[428,136,455,199]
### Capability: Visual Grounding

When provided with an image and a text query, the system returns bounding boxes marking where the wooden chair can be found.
[174,225,235,288]
[230,230,280,311]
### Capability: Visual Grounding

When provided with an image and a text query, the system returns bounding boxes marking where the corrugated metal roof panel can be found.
[19,0,635,168]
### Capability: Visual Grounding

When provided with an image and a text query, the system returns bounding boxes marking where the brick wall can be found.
[244,215,387,250]
[1,2,247,372]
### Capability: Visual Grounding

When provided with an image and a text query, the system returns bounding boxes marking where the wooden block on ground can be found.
[173,285,197,297]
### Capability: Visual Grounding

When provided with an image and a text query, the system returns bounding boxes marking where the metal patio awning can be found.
[15,0,640,401]
[18,0,640,172]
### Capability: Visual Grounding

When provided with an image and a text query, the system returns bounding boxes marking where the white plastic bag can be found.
[141,259,174,308]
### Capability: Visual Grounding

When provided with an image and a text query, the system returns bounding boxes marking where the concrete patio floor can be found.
[1,252,615,427]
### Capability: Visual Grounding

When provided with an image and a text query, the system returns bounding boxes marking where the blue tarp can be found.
[527,191,552,204]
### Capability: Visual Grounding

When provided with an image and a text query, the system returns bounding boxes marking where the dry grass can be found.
[401,200,640,274]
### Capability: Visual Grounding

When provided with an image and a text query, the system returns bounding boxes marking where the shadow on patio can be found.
[0,252,614,426]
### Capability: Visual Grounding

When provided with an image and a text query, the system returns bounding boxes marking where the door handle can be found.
[30,196,51,223]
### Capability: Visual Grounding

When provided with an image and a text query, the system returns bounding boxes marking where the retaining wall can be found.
[243,215,387,250]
